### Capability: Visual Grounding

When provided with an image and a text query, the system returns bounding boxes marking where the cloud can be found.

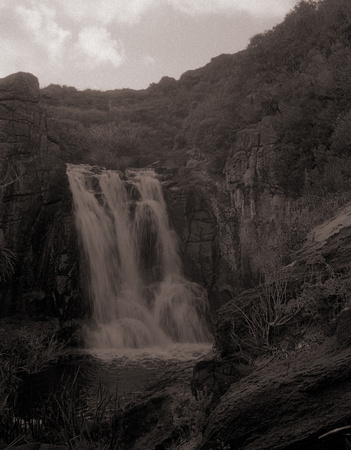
[167,0,296,18]
[0,0,298,89]
[59,0,296,27]
[60,0,156,25]
[0,38,39,79]
[16,3,71,62]
[2,0,297,70]
[76,27,125,68]
[143,55,156,66]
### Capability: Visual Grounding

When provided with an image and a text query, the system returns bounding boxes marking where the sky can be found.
[0,0,299,91]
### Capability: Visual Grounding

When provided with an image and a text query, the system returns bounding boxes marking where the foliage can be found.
[295,255,351,324]
[0,326,65,444]
[0,243,17,282]
[169,388,213,449]
[43,371,121,449]
[0,325,121,448]
[331,110,351,154]
[227,273,302,355]
[271,190,351,258]
[39,0,351,198]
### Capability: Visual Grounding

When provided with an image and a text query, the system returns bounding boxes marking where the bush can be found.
[0,325,65,445]
[0,322,123,448]
[0,243,16,282]
[296,258,351,325]
[331,110,351,154]
[169,388,213,449]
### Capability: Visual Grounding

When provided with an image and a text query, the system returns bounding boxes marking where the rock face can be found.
[0,72,81,319]
[191,199,351,449]
[160,109,286,308]
[225,114,285,284]
[200,340,351,450]
[163,107,287,302]
[160,168,241,311]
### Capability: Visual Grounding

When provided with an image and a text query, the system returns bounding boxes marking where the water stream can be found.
[67,164,212,354]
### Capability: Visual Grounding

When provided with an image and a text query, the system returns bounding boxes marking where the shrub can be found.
[169,388,213,449]
[0,243,16,282]
[331,110,351,155]
[0,326,65,445]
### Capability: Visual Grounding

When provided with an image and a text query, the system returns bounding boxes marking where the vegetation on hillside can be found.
[41,0,351,187]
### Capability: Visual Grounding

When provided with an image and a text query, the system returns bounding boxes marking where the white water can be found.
[67,164,212,351]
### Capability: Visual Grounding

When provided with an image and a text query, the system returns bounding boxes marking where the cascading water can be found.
[67,164,212,351]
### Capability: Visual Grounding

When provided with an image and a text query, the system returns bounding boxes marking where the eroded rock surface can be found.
[161,168,240,311]
[200,340,351,450]
[0,72,81,319]
[196,200,351,449]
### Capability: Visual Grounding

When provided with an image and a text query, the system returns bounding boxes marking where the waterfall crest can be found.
[67,164,211,349]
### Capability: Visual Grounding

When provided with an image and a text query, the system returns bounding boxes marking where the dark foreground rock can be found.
[201,202,351,449]
[199,339,351,449]
[8,444,67,450]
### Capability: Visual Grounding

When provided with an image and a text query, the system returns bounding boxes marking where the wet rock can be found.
[55,319,83,347]
[163,169,240,312]
[191,354,252,400]
[117,394,174,449]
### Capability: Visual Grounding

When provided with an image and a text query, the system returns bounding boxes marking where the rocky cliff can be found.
[224,109,285,281]
[0,72,81,319]
[0,72,235,321]
[160,168,240,312]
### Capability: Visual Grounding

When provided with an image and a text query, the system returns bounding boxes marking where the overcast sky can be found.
[0,0,299,91]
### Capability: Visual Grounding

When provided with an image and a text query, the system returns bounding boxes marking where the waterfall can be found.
[67,164,211,350]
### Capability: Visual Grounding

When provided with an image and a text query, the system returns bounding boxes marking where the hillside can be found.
[40,0,351,192]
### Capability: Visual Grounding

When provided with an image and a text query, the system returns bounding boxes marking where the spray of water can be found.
[67,165,211,349]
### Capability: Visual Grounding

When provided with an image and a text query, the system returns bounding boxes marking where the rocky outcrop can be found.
[0,72,81,319]
[200,340,351,449]
[225,114,285,285]
[191,199,351,449]
[160,168,241,311]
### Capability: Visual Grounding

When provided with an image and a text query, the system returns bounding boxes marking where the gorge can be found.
[1,68,351,450]
[2,1,351,446]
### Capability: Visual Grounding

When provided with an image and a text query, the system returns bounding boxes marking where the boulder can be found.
[0,72,40,102]
[200,341,351,449]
